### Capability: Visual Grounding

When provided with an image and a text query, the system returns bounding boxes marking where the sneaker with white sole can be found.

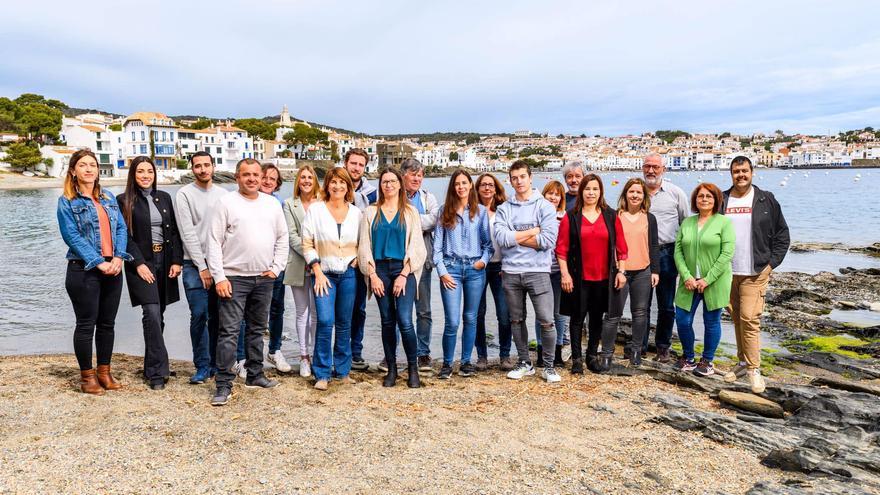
[675,357,697,372]
[542,367,562,383]
[299,357,312,378]
[507,361,535,380]
[723,361,748,382]
[231,359,247,379]
[267,351,292,373]
[693,358,715,377]
[748,368,766,394]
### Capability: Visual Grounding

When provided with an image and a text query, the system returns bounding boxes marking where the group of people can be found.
[57,147,789,406]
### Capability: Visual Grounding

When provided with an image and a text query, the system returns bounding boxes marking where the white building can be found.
[60,118,117,177]
[122,112,179,170]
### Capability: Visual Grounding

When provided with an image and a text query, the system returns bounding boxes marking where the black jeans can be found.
[140,251,170,385]
[568,280,609,360]
[215,275,274,389]
[605,267,652,356]
[65,259,123,371]
[374,260,418,366]
[645,243,677,352]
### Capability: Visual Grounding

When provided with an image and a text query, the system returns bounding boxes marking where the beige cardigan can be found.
[357,204,427,299]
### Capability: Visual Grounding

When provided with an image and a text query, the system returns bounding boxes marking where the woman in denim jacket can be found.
[56,149,131,395]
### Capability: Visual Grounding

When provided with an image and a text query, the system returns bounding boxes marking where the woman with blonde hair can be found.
[357,167,427,387]
[604,178,660,366]
[57,149,131,394]
[302,167,362,390]
[539,180,570,368]
[283,165,322,377]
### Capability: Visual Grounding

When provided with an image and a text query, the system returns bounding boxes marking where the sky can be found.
[2,0,879,136]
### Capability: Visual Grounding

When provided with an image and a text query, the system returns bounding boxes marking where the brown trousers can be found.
[728,265,771,370]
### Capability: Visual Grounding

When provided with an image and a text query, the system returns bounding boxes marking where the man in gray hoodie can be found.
[494,160,561,383]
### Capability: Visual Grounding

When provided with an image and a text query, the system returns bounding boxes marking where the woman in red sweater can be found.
[557,174,628,374]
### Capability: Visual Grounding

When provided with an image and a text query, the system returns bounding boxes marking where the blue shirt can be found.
[372,210,406,261]
[408,190,425,214]
[432,204,493,277]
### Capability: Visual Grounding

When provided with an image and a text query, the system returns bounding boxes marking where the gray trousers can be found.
[502,272,556,366]
[415,266,433,357]
[216,275,274,388]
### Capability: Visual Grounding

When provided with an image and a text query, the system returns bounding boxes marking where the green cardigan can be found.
[674,213,735,312]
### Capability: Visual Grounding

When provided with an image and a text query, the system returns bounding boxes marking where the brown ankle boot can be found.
[80,369,105,395]
[96,364,122,390]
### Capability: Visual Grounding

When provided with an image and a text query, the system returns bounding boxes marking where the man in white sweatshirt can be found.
[207,159,288,406]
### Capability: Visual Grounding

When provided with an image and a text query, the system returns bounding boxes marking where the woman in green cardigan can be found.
[673,182,735,377]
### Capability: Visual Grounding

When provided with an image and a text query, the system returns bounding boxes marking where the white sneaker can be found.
[299,357,312,378]
[232,359,247,379]
[723,361,748,382]
[268,351,292,373]
[506,361,535,380]
[542,367,562,383]
[561,345,572,362]
[748,368,766,394]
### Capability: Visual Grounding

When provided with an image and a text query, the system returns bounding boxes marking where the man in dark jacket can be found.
[721,156,789,393]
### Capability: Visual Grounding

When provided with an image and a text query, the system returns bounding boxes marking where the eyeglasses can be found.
[642,165,662,170]
[381,180,399,186]
[479,183,495,188]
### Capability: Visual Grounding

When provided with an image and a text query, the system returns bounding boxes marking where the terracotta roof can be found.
[216,125,245,133]
[124,112,175,127]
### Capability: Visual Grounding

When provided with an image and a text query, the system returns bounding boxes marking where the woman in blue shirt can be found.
[358,168,427,387]
[433,169,493,380]
[56,149,131,395]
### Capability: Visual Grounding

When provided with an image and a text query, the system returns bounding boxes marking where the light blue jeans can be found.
[312,267,356,380]
[439,258,486,366]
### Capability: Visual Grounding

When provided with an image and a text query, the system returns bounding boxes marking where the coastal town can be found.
[1,96,880,180]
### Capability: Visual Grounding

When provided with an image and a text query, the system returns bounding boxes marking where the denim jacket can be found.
[57,190,132,270]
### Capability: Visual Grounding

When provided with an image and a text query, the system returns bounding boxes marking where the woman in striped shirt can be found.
[302,167,362,391]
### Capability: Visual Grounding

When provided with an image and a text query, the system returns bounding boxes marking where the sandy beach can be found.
[0,171,131,190]
[0,353,793,495]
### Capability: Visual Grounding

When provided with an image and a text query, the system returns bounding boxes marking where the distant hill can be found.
[63,107,125,119]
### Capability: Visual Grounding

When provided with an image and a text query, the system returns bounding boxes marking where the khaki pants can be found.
[728,265,771,370]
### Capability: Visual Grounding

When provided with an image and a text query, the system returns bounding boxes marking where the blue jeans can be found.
[312,267,356,380]
[236,271,286,360]
[374,260,418,365]
[535,270,568,346]
[476,261,511,359]
[181,260,219,372]
[350,268,368,360]
[645,243,677,352]
[439,258,486,366]
[675,293,722,362]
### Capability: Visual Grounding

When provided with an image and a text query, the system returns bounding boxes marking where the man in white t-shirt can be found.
[721,156,789,394]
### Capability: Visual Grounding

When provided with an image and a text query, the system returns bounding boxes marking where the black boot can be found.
[536,345,544,367]
[587,354,601,373]
[554,345,564,367]
[598,355,613,373]
[382,360,398,387]
[630,349,642,367]
[570,358,584,374]
[406,363,421,388]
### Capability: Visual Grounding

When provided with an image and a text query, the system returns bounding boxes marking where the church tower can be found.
[280,104,291,127]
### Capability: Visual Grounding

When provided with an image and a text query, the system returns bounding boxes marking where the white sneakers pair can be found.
[266,350,292,373]
[724,362,766,393]
[506,362,562,383]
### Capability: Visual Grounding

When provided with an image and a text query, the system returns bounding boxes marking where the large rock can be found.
[811,376,880,396]
[777,352,880,379]
[717,390,785,418]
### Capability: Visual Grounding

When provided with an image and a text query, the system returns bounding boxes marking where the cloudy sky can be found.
[2,1,878,136]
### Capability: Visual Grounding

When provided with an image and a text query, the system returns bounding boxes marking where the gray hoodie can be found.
[493,188,559,273]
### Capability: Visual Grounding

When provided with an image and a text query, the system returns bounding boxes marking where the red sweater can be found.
[556,213,628,281]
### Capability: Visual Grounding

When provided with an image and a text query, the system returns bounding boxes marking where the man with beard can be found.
[641,154,688,362]
[344,148,376,370]
[562,161,584,212]
[175,151,227,384]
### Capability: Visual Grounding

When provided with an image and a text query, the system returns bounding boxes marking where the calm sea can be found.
[1,168,877,359]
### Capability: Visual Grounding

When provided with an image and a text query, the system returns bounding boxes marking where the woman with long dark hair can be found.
[557,174,628,374]
[357,168,427,387]
[118,156,183,390]
[57,149,131,394]
[433,169,493,380]
[605,178,660,366]
[474,173,511,370]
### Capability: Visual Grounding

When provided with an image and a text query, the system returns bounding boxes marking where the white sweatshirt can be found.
[174,183,228,271]
[206,191,288,283]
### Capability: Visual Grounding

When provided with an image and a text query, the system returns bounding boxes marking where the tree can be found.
[233,118,276,140]
[465,136,480,145]
[149,130,156,163]
[579,133,587,138]
[655,130,691,144]
[330,141,340,162]
[719,132,731,139]
[283,123,328,148]
[4,142,43,170]
[188,118,213,130]
[449,151,459,161]
[109,123,122,131]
